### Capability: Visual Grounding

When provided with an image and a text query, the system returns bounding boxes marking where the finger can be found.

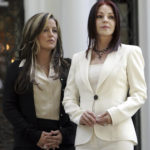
[84,112,96,124]
[49,135,62,144]
[87,111,97,119]
[50,130,60,135]
[42,131,51,136]
[46,138,58,143]
[99,112,112,123]
[81,115,92,126]
[42,144,48,150]
[52,144,59,149]
[45,138,58,144]
[96,116,107,125]
[80,115,90,126]
[97,112,107,118]
[46,143,59,150]
[81,114,94,126]
[44,143,58,150]
[44,143,57,149]
[105,114,112,124]
[97,115,111,126]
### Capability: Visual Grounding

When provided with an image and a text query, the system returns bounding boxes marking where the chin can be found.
[99,32,113,37]
[47,45,56,49]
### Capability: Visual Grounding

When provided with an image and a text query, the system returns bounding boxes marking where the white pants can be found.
[76,134,134,150]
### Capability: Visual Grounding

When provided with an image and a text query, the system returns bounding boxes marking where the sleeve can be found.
[60,119,76,145]
[3,63,41,144]
[62,54,84,125]
[107,46,147,125]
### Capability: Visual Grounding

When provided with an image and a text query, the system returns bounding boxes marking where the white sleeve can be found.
[107,47,147,125]
[63,54,84,125]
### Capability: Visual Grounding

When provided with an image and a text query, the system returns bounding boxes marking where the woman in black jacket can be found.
[3,12,76,150]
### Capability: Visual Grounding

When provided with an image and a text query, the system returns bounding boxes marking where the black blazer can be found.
[3,59,76,149]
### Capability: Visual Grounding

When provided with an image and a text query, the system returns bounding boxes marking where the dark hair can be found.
[15,12,67,94]
[86,0,120,57]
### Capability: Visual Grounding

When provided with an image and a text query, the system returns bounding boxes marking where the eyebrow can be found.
[97,12,114,15]
[44,25,57,29]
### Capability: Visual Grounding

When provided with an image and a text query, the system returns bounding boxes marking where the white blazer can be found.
[63,44,147,146]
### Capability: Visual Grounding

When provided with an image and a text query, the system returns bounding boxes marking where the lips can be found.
[48,39,55,43]
[101,26,109,29]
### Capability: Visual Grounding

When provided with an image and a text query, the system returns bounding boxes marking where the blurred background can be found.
[0,0,149,150]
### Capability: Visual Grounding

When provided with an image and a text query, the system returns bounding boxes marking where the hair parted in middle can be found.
[15,12,68,94]
[86,0,121,57]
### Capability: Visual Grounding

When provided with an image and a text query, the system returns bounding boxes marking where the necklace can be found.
[93,47,109,58]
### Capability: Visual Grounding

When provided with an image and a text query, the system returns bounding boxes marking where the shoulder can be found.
[64,58,71,64]
[6,60,21,80]
[120,44,144,65]
[61,58,71,69]
[119,44,143,57]
[72,50,86,62]
[4,60,21,83]
[73,50,86,58]
[120,44,142,53]
[60,58,72,79]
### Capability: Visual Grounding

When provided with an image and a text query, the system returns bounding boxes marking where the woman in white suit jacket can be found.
[63,0,147,150]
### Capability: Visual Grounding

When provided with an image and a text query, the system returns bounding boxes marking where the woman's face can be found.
[96,4,116,38]
[37,18,58,52]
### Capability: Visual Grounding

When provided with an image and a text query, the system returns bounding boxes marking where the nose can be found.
[103,16,108,22]
[48,29,54,36]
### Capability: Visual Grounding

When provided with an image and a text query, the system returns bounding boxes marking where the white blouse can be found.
[19,60,61,120]
[88,63,103,92]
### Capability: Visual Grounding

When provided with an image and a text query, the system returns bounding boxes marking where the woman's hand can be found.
[37,131,53,149]
[37,130,62,150]
[80,111,97,127]
[47,130,62,149]
[96,112,112,126]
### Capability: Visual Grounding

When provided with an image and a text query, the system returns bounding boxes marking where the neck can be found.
[97,36,112,51]
[36,49,52,66]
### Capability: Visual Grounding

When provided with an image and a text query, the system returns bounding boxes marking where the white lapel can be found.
[79,46,123,94]
[79,50,93,93]
[96,46,123,92]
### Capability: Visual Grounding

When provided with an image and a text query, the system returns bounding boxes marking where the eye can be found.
[96,15,103,19]
[52,28,57,33]
[108,15,115,19]
[43,28,49,32]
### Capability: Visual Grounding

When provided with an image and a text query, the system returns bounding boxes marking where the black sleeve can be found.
[3,61,41,144]
[60,119,76,145]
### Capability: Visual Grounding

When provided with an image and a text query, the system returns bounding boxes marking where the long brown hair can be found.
[86,0,121,57]
[15,13,66,94]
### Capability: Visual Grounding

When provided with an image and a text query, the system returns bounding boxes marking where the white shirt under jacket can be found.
[62,44,147,146]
